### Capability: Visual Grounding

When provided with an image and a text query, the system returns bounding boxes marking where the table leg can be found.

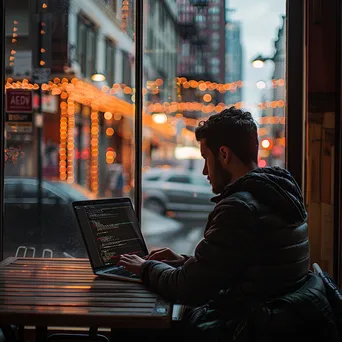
[17,327,25,342]
[35,327,48,342]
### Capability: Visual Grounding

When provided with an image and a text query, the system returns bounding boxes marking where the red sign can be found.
[6,89,33,113]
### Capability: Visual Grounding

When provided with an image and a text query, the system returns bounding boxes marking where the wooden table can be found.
[0,257,173,341]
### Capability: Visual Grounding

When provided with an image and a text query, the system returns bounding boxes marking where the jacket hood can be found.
[212,167,307,224]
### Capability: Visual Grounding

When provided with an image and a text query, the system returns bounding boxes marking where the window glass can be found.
[3,0,136,259]
[22,182,47,198]
[142,0,286,255]
[4,183,23,199]
[192,176,210,187]
[3,0,286,260]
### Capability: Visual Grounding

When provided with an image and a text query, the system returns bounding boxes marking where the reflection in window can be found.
[167,176,191,184]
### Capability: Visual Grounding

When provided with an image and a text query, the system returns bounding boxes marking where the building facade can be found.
[225,19,243,105]
[176,0,227,120]
[4,0,180,198]
[258,15,286,168]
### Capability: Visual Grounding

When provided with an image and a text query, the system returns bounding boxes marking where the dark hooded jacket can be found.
[141,167,310,308]
[141,167,341,340]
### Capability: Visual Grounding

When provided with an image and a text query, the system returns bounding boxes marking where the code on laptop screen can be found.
[74,201,147,267]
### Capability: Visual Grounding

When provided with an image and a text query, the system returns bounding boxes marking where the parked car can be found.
[142,168,215,219]
[3,177,95,258]
[3,177,184,259]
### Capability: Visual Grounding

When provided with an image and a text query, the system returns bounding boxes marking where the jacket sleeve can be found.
[140,200,257,306]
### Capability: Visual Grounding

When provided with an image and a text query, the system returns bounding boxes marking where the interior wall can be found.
[305,0,340,278]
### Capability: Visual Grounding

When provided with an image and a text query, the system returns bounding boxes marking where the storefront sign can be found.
[5,122,33,134]
[6,113,33,123]
[6,89,33,113]
[33,94,58,113]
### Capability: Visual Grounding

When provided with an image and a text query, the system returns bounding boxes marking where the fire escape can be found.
[178,0,211,81]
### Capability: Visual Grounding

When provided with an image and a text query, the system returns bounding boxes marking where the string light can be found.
[59,100,68,180]
[9,20,18,68]
[40,19,47,67]
[121,0,129,32]
[106,148,116,164]
[258,116,286,125]
[5,76,285,156]
[106,127,115,136]
[104,111,113,120]
[174,77,286,93]
[90,110,99,194]
[6,75,283,98]
[67,97,75,183]
[203,94,212,102]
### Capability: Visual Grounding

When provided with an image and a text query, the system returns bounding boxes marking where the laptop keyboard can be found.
[105,266,139,278]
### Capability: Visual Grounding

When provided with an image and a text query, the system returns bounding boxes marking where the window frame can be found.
[285,0,305,190]
[0,0,5,260]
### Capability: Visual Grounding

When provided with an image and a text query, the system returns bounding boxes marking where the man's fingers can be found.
[119,255,133,263]
[120,254,137,259]
[148,248,166,257]
[147,251,165,260]
[147,248,170,260]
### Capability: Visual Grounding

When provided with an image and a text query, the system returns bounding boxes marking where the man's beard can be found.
[212,160,233,195]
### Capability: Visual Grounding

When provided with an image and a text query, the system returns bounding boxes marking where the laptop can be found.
[72,197,149,283]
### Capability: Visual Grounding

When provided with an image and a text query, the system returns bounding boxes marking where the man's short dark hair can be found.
[195,106,259,165]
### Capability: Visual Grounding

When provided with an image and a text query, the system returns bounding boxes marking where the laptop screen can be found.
[73,199,148,269]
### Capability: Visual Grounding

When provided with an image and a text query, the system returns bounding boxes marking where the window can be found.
[208,6,220,14]
[77,15,97,79]
[182,43,190,56]
[22,182,46,198]
[112,0,117,13]
[105,38,116,86]
[143,0,286,254]
[2,0,287,260]
[122,50,132,87]
[4,183,23,199]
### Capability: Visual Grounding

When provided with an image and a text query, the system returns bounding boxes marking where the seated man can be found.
[118,107,336,341]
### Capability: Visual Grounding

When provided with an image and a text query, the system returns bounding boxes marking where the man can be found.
[118,107,335,341]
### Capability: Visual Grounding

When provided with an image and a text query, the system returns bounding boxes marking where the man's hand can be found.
[146,248,186,267]
[117,254,146,276]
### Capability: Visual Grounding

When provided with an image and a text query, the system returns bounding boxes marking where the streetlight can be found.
[256,80,267,89]
[152,113,167,124]
[251,54,274,68]
[91,72,106,82]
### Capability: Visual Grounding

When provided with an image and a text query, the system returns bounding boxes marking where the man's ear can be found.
[219,146,230,164]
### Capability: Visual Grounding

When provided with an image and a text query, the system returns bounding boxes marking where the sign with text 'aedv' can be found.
[6,89,33,113]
